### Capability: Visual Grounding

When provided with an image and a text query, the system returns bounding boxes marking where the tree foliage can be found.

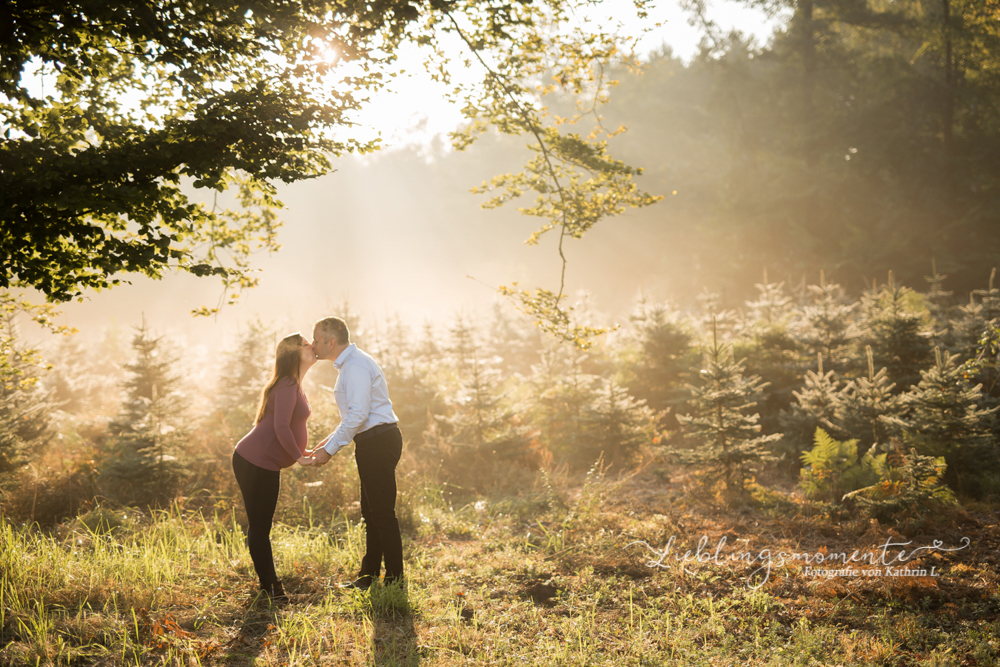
[893,347,999,494]
[599,0,1000,299]
[2,0,388,308]
[213,319,273,437]
[2,0,658,341]
[621,299,696,429]
[532,348,660,469]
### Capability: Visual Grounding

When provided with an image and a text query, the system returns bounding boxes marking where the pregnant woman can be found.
[232,333,317,603]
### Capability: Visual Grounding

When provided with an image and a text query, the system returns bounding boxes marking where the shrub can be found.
[842,441,957,523]
[0,460,99,527]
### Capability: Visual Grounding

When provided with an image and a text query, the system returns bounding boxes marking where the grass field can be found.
[2,468,999,666]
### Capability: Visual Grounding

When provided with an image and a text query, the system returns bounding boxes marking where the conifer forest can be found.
[3,0,1000,664]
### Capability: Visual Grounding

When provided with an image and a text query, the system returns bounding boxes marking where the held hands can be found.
[311,448,333,467]
[298,440,333,467]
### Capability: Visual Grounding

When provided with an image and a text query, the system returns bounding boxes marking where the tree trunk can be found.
[941,0,955,159]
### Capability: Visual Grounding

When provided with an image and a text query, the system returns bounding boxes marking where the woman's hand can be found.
[296,455,315,466]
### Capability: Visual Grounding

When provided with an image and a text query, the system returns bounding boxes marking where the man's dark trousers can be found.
[355,425,404,582]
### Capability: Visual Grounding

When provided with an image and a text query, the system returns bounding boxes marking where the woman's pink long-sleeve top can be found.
[235,377,311,471]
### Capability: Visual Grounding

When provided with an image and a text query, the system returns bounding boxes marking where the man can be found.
[308,316,404,590]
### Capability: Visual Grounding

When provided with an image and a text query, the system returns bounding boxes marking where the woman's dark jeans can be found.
[232,450,281,588]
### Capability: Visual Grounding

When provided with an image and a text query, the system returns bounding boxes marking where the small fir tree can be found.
[417,320,441,361]
[924,259,953,336]
[382,313,412,361]
[429,355,534,489]
[795,273,856,372]
[892,347,998,496]
[0,292,68,474]
[534,347,659,469]
[576,380,660,468]
[214,320,273,437]
[950,270,1000,396]
[745,271,792,324]
[0,384,51,475]
[44,336,93,414]
[778,354,842,470]
[622,298,696,429]
[381,356,446,448]
[950,293,988,360]
[734,319,802,444]
[101,320,188,507]
[485,301,541,376]
[973,268,1000,324]
[858,273,933,392]
[674,321,782,499]
[835,346,903,452]
[362,315,447,446]
[531,348,592,465]
[448,313,477,371]
[696,289,738,338]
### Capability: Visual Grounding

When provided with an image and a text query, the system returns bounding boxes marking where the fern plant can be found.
[799,428,884,503]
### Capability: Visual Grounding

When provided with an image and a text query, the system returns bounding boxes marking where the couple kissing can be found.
[231,316,403,603]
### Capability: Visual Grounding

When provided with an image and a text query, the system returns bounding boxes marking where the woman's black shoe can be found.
[262,581,288,604]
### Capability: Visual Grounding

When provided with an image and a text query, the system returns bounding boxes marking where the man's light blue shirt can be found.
[322,343,398,455]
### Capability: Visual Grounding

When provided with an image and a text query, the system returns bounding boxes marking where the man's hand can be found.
[311,448,332,467]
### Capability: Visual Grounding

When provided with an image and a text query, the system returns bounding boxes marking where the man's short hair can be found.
[316,316,351,345]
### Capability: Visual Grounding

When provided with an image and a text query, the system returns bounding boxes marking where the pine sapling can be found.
[893,347,998,495]
[779,354,843,470]
[835,346,903,452]
[796,272,856,372]
[675,320,782,499]
[858,272,932,392]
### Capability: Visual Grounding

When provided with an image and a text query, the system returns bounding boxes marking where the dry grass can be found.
[2,468,999,666]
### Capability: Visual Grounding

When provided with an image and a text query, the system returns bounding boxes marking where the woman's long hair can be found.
[254,333,305,424]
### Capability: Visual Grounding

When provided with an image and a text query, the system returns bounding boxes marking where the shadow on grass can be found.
[369,584,420,666]
[215,596,281,666]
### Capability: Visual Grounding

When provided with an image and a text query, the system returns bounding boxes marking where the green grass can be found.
[2,472,999,666]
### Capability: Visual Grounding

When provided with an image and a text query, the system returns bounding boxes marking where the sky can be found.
[30,0,787,351]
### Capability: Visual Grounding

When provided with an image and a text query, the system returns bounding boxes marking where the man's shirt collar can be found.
[333,343,358,369]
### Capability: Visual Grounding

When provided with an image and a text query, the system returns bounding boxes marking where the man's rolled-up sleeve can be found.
[324,365,372,455]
